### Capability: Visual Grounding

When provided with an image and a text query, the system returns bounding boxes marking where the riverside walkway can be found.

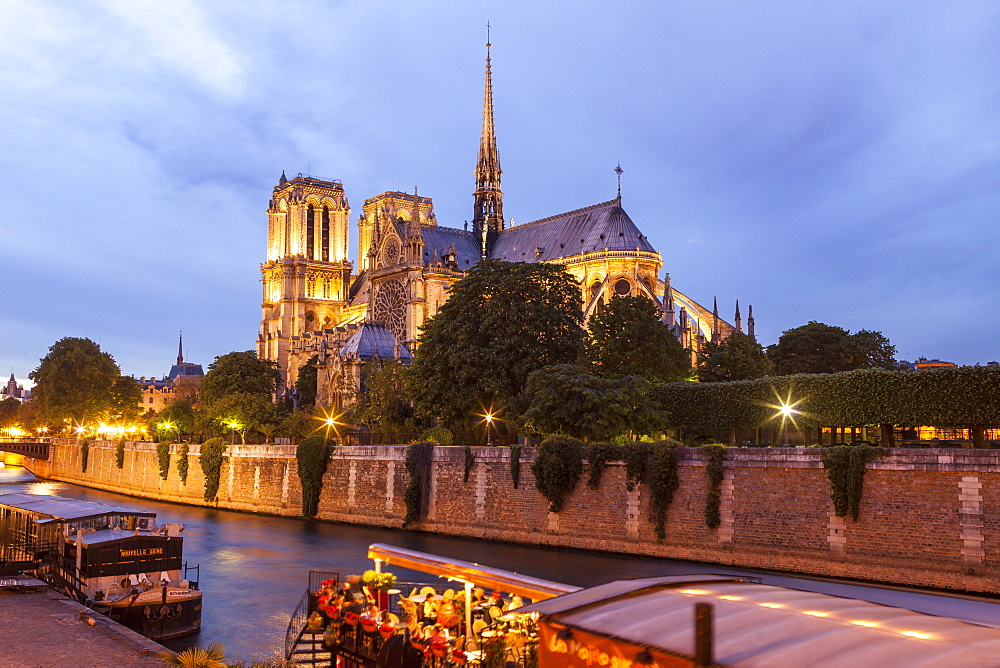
[0,586,166,667]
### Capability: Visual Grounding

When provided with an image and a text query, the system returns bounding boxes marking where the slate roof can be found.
[420,225,482,269]
[339,322,412,360]
[490,199,656,263]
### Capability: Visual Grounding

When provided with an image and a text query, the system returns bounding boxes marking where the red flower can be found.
[360,617,377,632]
[410,638,427,651]
[431,640,449,658]
[344,612,359,626]
[451,648,468,664]
[379,623,396,639]
[325,605,340,619]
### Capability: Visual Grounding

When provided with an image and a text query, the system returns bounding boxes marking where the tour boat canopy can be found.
[0,493,155,521]
[517,575,1000,666]
[366,543,580,601]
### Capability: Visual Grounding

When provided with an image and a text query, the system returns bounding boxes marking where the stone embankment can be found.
[25,440,1000,595]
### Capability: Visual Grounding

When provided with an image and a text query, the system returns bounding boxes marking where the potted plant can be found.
[362,570,397,609]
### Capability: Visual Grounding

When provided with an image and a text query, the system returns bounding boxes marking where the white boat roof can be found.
[518,576,1000,666]
[0,493,154,521]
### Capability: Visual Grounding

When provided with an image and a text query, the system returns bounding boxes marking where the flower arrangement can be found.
[379,623,396,639]
[344,611,359,626]
[362,570,397,592]
[360,617,377,632]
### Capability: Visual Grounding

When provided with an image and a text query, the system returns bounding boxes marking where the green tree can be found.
[203,391,280,443]
[200,351,281,407]
[154,401,196,438]
[408,260,585,425]
[515,364,661,441]
[277,409,316,444]
[295,356,319,408]
[698,331,774,382]
[29,337,122,424]
[108,375,143,422]
[767,321,896,375]
[584,296,690,383]
[0,398,19,427]
[353,360,415,433]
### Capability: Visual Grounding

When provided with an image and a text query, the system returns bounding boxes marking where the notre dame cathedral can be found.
[258,42,753,407]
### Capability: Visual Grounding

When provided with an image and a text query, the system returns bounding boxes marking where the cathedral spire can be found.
[712,297,720,340]
[472,26,504,258]
[177,332,184,365]
[735,300,743,333]
[747,304,756,339]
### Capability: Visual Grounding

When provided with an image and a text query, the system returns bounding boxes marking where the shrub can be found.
[420,426,454,446]
[701,444,727,528]
[463,446,475,482]
[648,441,680,539]
[199,438,228,501]
[80,439,89,473]
[115,439,125,469]
[297,435,332,518]
[531,436,584,513]
[156,442,171,480]
[403,441,434,527]
[509,445,522,489]
[585,442,618,489]
[822,444,885,520]
[177,444,190,484]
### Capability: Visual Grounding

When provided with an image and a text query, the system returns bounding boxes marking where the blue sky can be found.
[2,1,998,385]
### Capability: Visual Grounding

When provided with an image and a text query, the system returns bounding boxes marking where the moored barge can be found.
[0,492,202,640]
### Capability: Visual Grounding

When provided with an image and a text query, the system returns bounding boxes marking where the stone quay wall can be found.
[26,440,1000,595]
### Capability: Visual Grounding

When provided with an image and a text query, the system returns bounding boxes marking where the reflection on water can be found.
[2,466,999,662]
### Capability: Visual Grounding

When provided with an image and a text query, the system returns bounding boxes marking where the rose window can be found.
[380,238,401,267]
[373,279,407,342]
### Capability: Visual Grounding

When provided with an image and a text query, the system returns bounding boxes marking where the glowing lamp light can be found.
[758,602,784,609]
[900,631,932,640]
[679,589,709,595]
[228,422,241,430]
[850,620,878,628]
[802,611,829,617]
[778,404,796,417]
[718,595,743,601]
[485,413,494,424]
[75,426,87,435]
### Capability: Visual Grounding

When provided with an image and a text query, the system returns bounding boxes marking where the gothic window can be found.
[372,278,407,342]
[322,207,331,261]
[614,278,631,296]
[306,205,315,259]
[380,237,401,268]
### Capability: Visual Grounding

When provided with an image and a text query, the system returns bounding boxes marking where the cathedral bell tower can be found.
[258,173,352,385]
[472,37,504,258]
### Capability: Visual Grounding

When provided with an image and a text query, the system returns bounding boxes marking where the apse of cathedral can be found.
[257,40,752,407]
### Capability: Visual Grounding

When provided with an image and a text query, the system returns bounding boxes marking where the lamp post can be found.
[484,413,494,446]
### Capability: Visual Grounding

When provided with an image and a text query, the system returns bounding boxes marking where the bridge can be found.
[0,441,49,461]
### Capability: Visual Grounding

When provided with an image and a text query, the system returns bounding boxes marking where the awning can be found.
[366,543,581,601]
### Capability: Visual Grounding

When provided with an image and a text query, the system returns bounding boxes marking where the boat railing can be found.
[182,561,200,590]
[284,569,340,660]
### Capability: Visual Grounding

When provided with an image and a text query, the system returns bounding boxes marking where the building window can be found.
[306,204,315,260]
[322,207,331,261]
[614,278,631,296]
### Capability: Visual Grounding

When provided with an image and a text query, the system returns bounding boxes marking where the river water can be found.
[2,465,999,662]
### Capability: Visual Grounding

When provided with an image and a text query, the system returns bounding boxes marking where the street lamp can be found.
[484,413,494,446]
[227,421,243,445]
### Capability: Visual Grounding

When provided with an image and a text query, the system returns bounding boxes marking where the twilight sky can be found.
[2,1,998,386]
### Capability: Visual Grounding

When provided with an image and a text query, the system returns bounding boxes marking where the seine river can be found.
[2,466,999,662]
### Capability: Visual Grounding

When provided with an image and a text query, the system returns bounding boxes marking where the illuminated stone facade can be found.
[258,43,746,402]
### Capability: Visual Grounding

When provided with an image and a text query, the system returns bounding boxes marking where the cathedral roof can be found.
[420,226,482,269]
[168,362,204,380]
[490,199,656,263]
[339,322,413,361]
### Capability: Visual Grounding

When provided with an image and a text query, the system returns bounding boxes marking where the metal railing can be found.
[284,569,339,660]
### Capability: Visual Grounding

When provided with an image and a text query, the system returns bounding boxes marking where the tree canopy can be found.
[352,360,415,433]
[295,356,319,408]
[698,331,773,382]
[767,321,896,375]
[583,296,691,383]
[515,364,661,441]
[200,351,281,407]
[29,337,123,423]
[408,260,585,425]
[0,397,20,427]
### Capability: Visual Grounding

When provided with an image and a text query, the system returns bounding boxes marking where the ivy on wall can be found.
[651,365,1000,433]
[701,444,727,528]
[297,435,332,518]
[403,441,434,527]
[80,439,89,473]
[156,442,171,480]
[509,445,522,489]
[620,442,648,492]
[585,442,618,490]
[463,446,475,482]
[177,444,190,484]
[115,439,125,469]
[199,438,228,501]
[647,441,680,539]
[822,444,885,520]
[531,436,584,513]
